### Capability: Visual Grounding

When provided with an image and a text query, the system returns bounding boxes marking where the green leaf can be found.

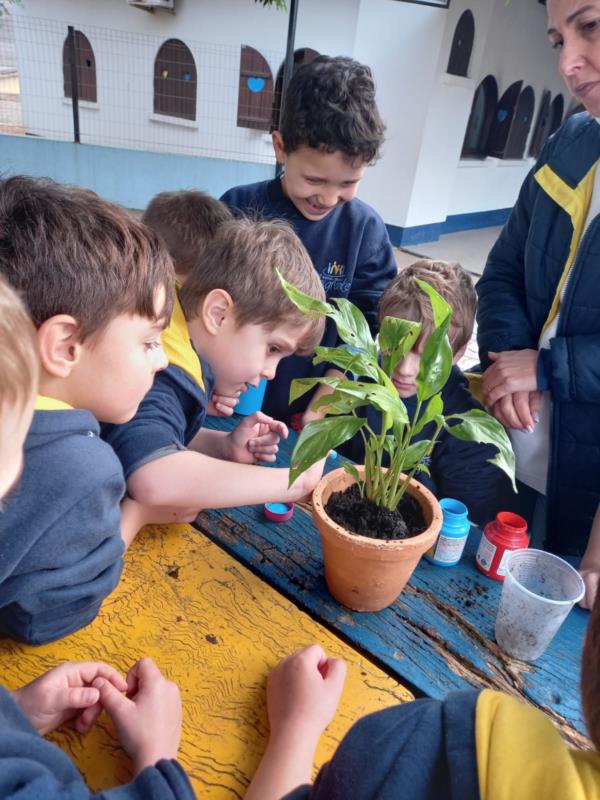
[414,278,452,327]
[413,394,444,435]
[379,316,422,377]
[289,416,366,486]
[332,380,409,424]
[328,298,377,360]
[310,389,370,416]
[442,409,517,491]
[400,439,432,472]
[342,461,361,484]
[415,318,453,402]
[289,376,342,405]
[277,269,332,317]
[312,346,379,380]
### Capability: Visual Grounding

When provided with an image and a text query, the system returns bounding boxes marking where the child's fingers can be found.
[73,700,103,734]
[93,678,132,719]
[61,686,100,710]
[323,657,347,690]
[214,402,235,417]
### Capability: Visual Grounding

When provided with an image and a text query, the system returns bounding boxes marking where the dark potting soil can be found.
[325,483,427,540]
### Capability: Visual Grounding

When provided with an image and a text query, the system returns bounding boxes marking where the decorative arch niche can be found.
[153,38,197,121]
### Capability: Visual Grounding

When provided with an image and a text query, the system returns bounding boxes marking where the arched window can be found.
[486,80,523,158]
[528,90,551,159]
[153,39,197,121]
[461,75,498,158]
[504,85,535,159]
[237,46,274,131]
[447,10,474,77]
[548,94,564,136]
[271,47,320,132]
[62,30,97,103]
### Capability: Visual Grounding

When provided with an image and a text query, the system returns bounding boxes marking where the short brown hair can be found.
[142,190,232,276]
[378,260,476,353]
[0,274,38,418]
[0,176,175,340]
[179,218,325,356]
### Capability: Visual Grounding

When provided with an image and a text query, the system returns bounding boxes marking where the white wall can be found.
[13,0,359,163]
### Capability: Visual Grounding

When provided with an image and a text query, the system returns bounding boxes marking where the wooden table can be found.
[200,415,590,748]
[0,524,411,798]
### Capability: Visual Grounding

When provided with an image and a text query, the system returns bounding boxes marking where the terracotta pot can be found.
[312,467,442,612]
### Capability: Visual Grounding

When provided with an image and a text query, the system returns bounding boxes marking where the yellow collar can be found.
[35,395,74,411]
[161,290,204,389]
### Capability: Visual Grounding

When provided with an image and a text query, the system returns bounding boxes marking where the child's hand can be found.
[227,412,288,464]
[290,456,327,502]
[93,657,182,774]
[12,662,128,735]
[207,391,241,417]
[267,645,346,741]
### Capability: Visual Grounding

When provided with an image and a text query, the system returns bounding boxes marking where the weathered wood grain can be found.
[0,524,411,798]
[200,415,590,748]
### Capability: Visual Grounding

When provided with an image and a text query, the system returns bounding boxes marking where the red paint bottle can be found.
[475,512,529,582]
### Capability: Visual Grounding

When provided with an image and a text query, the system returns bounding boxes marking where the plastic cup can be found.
[494,548,585,661]
[235,378,267,416]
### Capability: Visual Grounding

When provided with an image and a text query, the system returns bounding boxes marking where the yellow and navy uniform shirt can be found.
[477,690,600,800]
[101,290,214,480]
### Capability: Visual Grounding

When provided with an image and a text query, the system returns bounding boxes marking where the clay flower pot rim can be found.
[312,466,442,551]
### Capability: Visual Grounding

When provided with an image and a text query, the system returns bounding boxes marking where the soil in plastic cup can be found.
[236,378,267,416]
[494,548,585,662]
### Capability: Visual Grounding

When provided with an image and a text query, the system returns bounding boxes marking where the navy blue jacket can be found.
[221,178,397,422]
[339,367,514,526]
[283,690,480,800]
[477,113,600,555]
[0,409,125,644]
[0,685,195,799]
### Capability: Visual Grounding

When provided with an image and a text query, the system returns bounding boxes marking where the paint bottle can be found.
[425,498,471,567]
[475,511,529,582]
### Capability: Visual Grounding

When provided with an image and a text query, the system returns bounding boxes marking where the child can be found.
[221,55,398,424]
[141,189,232,283]
[103,217,328,513]
[142,189,238,417]
[0,273,195,799]
[0,176,193,645]
[339,260,513,526]
[245,594,600,800]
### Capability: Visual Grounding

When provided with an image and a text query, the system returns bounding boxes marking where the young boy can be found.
[0,274,195,799]
[221,55,398,424]
[103,217,328,513]
[245,595,600,799]
[142,189,238,417]
[141,189,232,283]
[0,176,191,645]
[339,260,513,526]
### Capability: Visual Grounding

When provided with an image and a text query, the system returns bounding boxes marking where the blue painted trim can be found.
[387,207,512,247]
[0,134,272,209]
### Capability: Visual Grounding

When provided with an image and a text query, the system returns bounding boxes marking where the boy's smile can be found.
[272,134,365,222]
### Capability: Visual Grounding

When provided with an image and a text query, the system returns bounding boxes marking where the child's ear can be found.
[272,131,287,163]
[452,344,467,365]
[201,289,235,334]
[37,315,82,378]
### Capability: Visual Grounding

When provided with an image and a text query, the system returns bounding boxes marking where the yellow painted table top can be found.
[0,523,412,798]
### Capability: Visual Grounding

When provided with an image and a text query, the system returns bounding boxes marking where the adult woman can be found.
[477,0,600,607]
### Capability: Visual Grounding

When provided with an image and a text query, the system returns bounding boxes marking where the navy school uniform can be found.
[221,178,397,422]
[0,399,124,644]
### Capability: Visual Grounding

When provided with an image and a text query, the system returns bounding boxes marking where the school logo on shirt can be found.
[321,259,351,295]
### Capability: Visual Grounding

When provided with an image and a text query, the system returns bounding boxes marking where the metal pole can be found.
[67,25,80,144]
[274,0,299,177]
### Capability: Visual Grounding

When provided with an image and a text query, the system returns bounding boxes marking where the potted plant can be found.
[278,273,516,611]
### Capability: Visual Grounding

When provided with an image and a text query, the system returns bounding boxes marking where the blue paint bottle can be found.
[425,498,471,567]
